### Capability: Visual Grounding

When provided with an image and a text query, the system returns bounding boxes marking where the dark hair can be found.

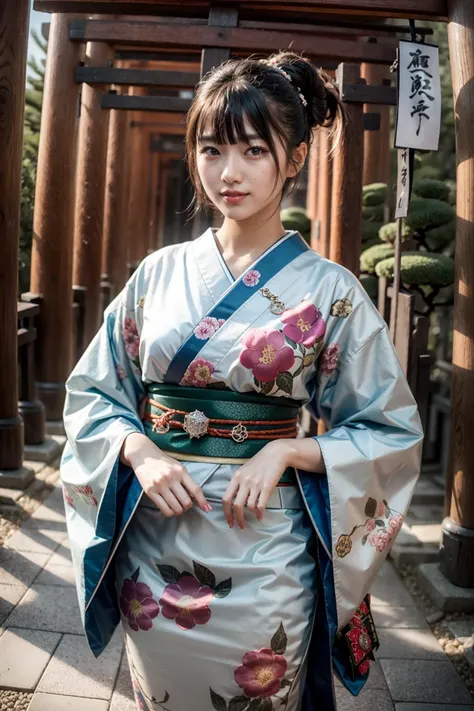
[185,50,345,215]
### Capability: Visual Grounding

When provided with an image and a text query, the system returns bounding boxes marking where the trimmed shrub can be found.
[425,220,456,251]
[379,221,415,244]
[360,243,395,274]
[281,206,311,241]
[362,183,387,207]
[375,251,455,287]
[362,203,385,222]
[362,220,383,243]
[359,274,378,300]
[413,178,451,202]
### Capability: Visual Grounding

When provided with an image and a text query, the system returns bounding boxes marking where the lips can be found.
[222,192,248,197]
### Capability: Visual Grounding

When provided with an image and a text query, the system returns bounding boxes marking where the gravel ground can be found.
[399,563,474,699]
[0,691,33,710]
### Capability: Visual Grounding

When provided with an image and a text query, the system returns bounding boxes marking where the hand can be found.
[121,433,211,518]
[222,440,291,530]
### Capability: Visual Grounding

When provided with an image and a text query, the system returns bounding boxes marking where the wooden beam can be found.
[69,19,397,63]
[76,66,200,87]
[102,93,192,111]
[34,1,448,22]
[339,82,396,105]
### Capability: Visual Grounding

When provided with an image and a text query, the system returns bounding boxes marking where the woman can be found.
[61,51,423,711]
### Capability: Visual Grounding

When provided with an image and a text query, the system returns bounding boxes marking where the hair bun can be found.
[267,50,345,146]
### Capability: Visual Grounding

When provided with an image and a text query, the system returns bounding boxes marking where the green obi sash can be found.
[142,384,302,483]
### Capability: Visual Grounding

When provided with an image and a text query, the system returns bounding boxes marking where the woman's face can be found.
[196,116,306,222]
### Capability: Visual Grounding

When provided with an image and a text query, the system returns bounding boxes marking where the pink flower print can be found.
[368,529,393,552]
[180,358,215,387]
[281,300,326,347]
[120,576,160,632]
[366,518,376,532]
[123,317,140,360]
[240,329,295,383]
[375,501,386,517]
[159,573,214,631]
[193,316,222,340]
[72,485,98,507]
[217,318,226,327]
[358,659,371,675]
[388,513,404,534]
[116,364,127,381]
[62,485,75,510]
[234,648,288,698]
[242,269,261,287]
[320,343,340,375]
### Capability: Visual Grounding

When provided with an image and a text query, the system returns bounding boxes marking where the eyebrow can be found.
[197,133,261,143]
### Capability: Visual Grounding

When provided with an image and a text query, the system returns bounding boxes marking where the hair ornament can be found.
[268,61,308,108]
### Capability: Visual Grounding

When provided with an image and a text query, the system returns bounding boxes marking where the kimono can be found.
[61,227,423,711]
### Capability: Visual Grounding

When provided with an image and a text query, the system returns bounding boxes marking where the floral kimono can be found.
[61,228,423,711]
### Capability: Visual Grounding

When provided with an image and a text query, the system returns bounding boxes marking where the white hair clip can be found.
[269,63,308,108]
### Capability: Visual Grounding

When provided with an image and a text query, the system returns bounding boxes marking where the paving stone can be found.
[37,631,123,699]
[335,687,395,710]
[389,543,439,567]
[446,619,474,649]
[4,528,66,556]
[395,706,474,711]
[0,550,50,587]
[411,477,444,506]
[21,502,66,530]
[0,628,61,690]
[109,653,135,711]
[418,564,474,613]
[405,506,444,526]
[371,563,417,607]
[5,584,83,634]
[380,659,473,704]
[376,628,444,659]
[334,660,388,689]
[372,606,429,629]
[0,583,27,625]
[35,563,76,587]
[28,692,109,710]
[0,487,24,504]
[47,538,71,565]
[410,524,442,545]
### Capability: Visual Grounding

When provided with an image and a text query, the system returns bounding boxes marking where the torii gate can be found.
[0,0,472,596]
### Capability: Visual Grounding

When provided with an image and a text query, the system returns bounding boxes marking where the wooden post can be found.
[127,122,150,266]
[316,128,333,258]
[147,150,160,252]
[361,61,391,187]
[306,129,320,250]
[102,88,130,297]
[72,35,112,351]
[440,0,474,588]
[0,0,34,484]
[330,63,364,276]
[27,15,83,421]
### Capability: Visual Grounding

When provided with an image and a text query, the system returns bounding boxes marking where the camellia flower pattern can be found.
[242,269,261,287]
[320,343,340,375]
[180,358,215,387]
[123,317,140,361]
[120,568,160,632]
[335,497,404,558]
[240,329,295,383]
[281,300,326,347]
[193,316,224,340]
[159,573,214,631]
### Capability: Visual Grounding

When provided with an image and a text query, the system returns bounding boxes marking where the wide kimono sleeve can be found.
[299,273,424,632]
[60,257,150,649]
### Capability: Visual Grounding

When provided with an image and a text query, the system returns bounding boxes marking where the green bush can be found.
[413,179,450,202]
[379,221,415,244]
[361,236,383,252]
[362,183,387,207]
[406,197,455,231]
[375,251,455,287]
[359,273,378,300]
[281,206,311,242]
[425,219,456,251]
[362,220,383,243]
[362,203,384,222]
[360,243,395,274]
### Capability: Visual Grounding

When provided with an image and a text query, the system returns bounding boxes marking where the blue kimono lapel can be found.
[164,230,309,385]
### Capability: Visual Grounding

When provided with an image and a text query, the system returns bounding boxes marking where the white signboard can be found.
[395,148,411,219]
[395,40,441,151]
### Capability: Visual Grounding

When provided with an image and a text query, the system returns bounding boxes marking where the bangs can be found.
[195,83,279,149]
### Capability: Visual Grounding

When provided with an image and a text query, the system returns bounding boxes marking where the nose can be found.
[221,156,243,185]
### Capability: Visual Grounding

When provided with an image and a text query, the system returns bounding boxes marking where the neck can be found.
[215,202,287,260]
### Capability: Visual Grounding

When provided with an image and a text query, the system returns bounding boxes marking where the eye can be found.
[200,146,220,156]
[247,146,266,157]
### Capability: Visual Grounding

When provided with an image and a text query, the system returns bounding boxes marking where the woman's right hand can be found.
[120,432,211,517]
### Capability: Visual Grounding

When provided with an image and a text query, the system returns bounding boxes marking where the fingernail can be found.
[205,504,212,512]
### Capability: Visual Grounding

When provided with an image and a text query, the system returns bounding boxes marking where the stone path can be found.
[0,473,473,710]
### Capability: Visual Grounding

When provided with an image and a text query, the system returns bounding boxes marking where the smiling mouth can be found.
[221,191,249,197]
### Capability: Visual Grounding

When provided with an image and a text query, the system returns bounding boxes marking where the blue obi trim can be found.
[164,232,309,384]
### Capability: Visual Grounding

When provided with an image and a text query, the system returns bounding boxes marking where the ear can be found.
[287,142,308,178]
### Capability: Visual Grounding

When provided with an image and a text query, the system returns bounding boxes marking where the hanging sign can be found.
[394,40,441,151]
[395,148,411,219]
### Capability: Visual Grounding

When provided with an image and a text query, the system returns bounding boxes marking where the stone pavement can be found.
[0,473,473,710]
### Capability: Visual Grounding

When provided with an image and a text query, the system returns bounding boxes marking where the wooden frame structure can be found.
[0,0,473,592]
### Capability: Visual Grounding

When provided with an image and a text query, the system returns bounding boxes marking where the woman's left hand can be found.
[221,440,291,529]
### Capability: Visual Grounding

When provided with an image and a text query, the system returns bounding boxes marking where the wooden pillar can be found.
[329,64,364,276]
[361,62,391,187]
[0,0,34,483]
[27,15,83,421]
[306,129,320,250]
[316,129,333,259]
[102,89,130,297]
[147,150,160,253]
[440,0,474,588]
[72,37,112,350]
[158,163,170,248]
[127,116,149,266]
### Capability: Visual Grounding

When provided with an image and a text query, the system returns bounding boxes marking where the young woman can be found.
[61,52,423,711]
